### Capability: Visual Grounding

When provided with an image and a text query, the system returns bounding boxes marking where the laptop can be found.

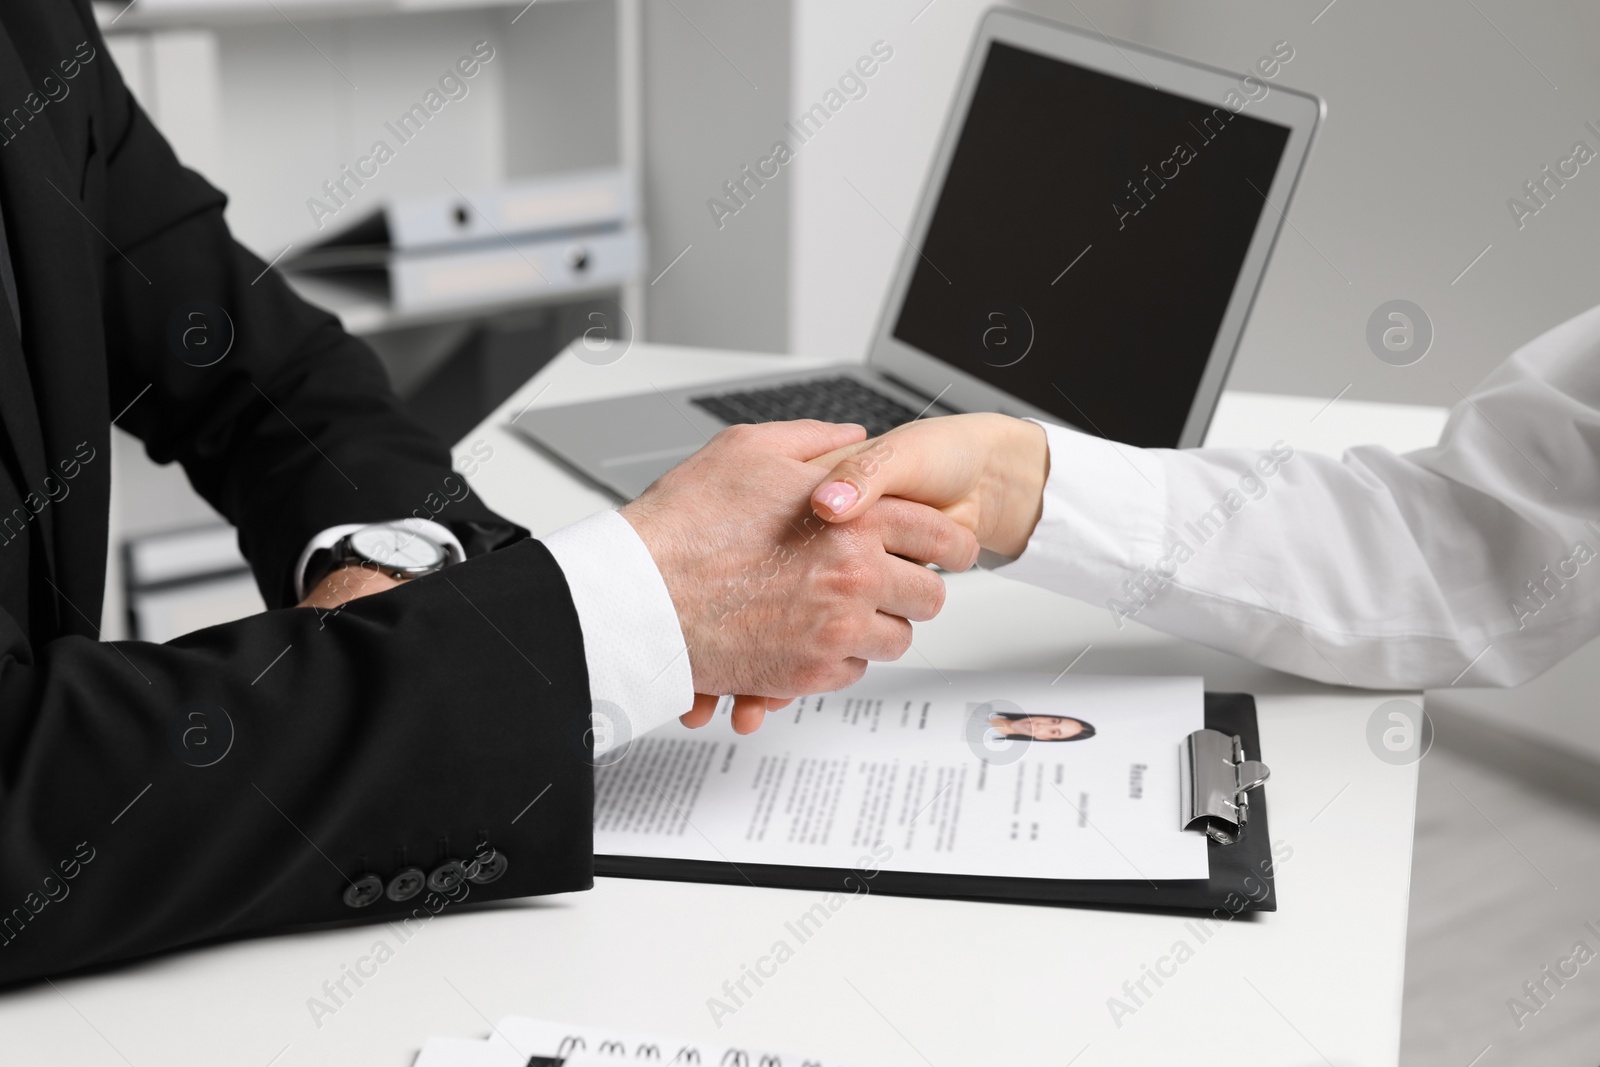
[516,8,1322,499]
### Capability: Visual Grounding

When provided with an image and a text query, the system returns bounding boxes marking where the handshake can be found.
[617,415,1050,734]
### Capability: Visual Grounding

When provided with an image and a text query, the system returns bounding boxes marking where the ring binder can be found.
[1181,728,1271,845]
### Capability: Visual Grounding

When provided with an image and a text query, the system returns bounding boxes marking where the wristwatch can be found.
[308,521,457,588]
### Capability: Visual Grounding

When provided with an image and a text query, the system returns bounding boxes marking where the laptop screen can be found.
[891,40,1292,448]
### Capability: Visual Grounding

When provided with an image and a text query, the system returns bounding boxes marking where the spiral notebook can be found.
[414,1016,860,1066]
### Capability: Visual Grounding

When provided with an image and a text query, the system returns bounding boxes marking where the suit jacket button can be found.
[427,860,468,893]
[343,873,384,908]
[386,866,426,902]
[467,850,508,885]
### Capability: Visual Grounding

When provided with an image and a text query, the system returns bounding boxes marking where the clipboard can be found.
[595,692,1277,914]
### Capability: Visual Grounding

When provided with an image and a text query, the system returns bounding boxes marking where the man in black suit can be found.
[0,2,976,984]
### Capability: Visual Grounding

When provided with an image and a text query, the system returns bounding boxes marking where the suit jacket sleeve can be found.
[0,540,595,986]
[0,4,595,985]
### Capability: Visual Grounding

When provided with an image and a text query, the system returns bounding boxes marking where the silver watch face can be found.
[349,524,446,573]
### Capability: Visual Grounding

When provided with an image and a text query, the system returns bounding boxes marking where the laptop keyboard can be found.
[690,376,922,439]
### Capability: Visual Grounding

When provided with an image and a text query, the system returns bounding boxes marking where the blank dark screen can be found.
[891,40,1291,447]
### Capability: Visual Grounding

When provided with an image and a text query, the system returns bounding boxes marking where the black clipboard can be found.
[595,692,1276,914]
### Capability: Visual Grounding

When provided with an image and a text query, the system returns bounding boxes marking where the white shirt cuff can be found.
[542,509,694,756]
[990,419,1167,598]
[294,519,465,601]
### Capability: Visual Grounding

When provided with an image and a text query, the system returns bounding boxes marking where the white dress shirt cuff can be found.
[294,518,465,601]
[542,509,694,755]
[990,420,1168,599]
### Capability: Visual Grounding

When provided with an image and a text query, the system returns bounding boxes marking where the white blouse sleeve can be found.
[993,303,1600,689]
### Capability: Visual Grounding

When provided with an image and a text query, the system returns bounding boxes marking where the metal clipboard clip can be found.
[1180,729,1271,846]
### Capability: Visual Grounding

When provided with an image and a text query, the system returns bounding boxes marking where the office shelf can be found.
[284,272,626,337]
[95,0,644,332]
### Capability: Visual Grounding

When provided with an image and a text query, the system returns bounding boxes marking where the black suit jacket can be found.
[0,2,595,985]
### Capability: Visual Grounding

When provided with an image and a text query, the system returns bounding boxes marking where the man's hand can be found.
[620,420,979,704]
[809,413,1049,558]
[296,565,405,611]
[679,692,793,735]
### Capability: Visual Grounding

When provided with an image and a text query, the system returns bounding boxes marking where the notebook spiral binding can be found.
[539,1035,826,1066]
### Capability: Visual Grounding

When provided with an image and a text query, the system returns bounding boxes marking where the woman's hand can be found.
[808,413,1050,558]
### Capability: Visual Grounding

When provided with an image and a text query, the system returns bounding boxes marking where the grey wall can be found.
[1110,0,1600,407]
[640,0,792,352]
[500,0,619,178]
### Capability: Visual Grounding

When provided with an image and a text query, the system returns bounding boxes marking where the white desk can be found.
[2,344,1427,1067]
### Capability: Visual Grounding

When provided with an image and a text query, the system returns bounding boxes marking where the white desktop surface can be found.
[2,344,1429,1067]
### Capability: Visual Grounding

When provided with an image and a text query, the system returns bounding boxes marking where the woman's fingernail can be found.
[817,481,859,514]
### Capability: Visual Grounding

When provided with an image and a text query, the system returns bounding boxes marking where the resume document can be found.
[594,669,1210,882]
